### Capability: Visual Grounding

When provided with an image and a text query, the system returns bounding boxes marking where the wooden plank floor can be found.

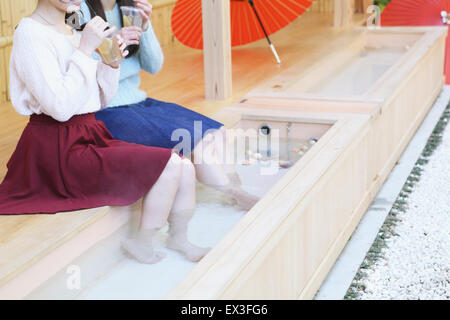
[0,12,367,294]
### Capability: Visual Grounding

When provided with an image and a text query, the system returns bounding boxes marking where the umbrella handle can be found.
[248,0,281,64]
[270,44,281,65]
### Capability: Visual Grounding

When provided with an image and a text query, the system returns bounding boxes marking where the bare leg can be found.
[122,153,182,264]
[215,126,242,185]
[192,130,230,187]
[192,128,259,210]
[166,158,211,262]
[140,153,182,229]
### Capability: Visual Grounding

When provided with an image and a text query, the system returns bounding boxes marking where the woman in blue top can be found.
[80,0,259,210]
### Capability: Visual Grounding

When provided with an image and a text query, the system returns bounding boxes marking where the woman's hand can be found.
[118,26,142,46]
[79,16,115,57]
[97,34,129,69]
[134,0,152,31]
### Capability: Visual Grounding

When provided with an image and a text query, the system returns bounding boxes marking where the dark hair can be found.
[85,0,139,57]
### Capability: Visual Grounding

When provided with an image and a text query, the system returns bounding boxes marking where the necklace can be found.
[36,12,56,25]
[35,11,74,36]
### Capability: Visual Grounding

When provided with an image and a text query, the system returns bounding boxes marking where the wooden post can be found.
[334,0,355,28]
[202,0,232,100]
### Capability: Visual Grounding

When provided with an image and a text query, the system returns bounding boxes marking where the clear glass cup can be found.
[120,6,143,29]
[97,32,122,65]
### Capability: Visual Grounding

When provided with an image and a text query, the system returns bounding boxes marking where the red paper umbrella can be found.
[171,0,315,63]
[381,0,450,83]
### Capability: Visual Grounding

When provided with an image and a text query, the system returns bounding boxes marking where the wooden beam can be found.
[202,0,232,100]
[334,0,355,28]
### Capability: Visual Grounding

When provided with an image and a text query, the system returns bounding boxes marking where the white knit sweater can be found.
[9,17,120,122]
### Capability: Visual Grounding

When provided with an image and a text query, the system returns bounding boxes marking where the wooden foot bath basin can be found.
[167,26,447,299]
[1,26,446,300]
[248,27,446,102]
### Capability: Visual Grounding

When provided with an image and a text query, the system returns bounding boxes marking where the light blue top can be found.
[80,1,164,107]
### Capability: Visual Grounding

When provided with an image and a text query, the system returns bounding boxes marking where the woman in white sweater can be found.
[0,0,209,264]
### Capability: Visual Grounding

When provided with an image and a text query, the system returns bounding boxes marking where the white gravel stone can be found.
[357,117,450,300]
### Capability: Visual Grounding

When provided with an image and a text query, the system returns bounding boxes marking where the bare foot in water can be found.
[213,184,260,211]
[227,171,242,186]
[166,236,211,262]
[121,237,166,264]
[231,187,260,210]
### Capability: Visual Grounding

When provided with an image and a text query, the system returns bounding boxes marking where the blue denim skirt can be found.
[95,98,224,156]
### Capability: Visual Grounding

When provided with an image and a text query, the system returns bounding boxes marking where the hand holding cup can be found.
[96,34,129,68]
[79,16,114,56]
[121,0,153,31]
[133,0,153,31]
[79,16,128,68]
[117,26,142,47]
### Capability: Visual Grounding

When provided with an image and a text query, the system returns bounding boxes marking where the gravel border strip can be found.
[344,103,450,299]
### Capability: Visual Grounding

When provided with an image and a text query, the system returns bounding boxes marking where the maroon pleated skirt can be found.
[0,113,173,215]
